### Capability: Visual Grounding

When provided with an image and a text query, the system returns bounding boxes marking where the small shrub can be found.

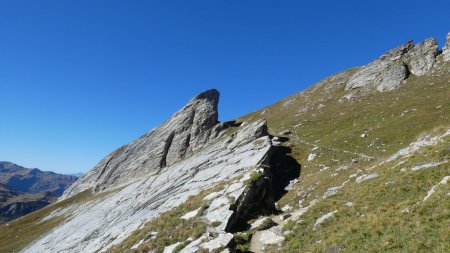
[211,221,222,227]
[245,171,262,186]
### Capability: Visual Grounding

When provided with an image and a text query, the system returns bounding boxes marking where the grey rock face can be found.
[346,36,442,92]
[375,63,409,92]
[404,38,439,76]
[443,32,450,61]
[61,89,220,199]
[25,90,274,253]
[346,41,413,91]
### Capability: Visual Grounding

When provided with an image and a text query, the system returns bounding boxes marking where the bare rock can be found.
[346,41,413,91]
[61,89,220,199]
[443,32,450,62]
[279,130,291,135]
[375,63,409,92]
[355,173,379,183]
[259,230,284,245]
[250,217,277,231]
[346,36,442,92]
[403,38,439,76]
[200,233,233,251]
[313,210,337,230]
[24,90,273,253]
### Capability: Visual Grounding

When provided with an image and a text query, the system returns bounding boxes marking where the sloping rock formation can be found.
[346,37,441,92]
[61,89,221,199]
[23,90,277,253]
[443,32,450,61]
[403,38,439,75]
[346,41,413,91]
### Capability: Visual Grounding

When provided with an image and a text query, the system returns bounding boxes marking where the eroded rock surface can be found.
[346,41,413,91]
[23,91,273,253]
[346,37,441,92]
[443,32,450,61]
[61,89,221,199]
[404,38,439,75]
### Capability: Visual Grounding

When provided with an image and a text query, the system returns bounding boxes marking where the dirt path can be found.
[293,136,374,161]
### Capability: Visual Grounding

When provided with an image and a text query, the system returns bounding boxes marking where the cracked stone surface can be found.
[443,32,450,62]
[61,89,221,199]
[403,38,439,76]
[346,37,442,92]
[346,41,413,91]
[22,91,272,253]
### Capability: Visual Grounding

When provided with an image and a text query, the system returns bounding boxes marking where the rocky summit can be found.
[0,32,449,253]
[346,36,442,92]
[61,89,222,199]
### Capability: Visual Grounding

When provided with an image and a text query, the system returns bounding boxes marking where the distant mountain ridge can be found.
[0,161,78,223]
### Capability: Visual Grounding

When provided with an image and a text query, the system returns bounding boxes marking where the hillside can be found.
[0,162,78,223]
[237,35,450,252]
[0,33,448,253]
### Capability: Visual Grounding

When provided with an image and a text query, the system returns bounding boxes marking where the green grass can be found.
[272,136,450,252]
[238,60,450,252]
[245,170,263,186]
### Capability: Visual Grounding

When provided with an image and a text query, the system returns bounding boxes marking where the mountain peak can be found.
[61,89,223,198]
[191,88,220,102]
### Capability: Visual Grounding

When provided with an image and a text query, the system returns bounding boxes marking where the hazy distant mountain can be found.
[0,161,78,223]
[68,172,84,177]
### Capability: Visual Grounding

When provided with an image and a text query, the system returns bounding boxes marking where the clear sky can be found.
[1,1,449,174]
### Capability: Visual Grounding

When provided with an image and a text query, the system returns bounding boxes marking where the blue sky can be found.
[1,1,449,174]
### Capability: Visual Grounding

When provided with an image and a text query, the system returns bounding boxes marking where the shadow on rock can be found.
[270,145,301,201]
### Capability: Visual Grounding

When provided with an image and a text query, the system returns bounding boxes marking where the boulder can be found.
[250,217,277,231]
[259,231,285,245]
[279,130,292,135]
[200,233,233,251]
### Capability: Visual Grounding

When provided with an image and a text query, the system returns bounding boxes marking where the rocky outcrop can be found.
[23,91,275,253]
[404,38,439,75]
[346,41,413,92]
[443,32,450,61]
[346,36,442,92]
[61,89,221,199]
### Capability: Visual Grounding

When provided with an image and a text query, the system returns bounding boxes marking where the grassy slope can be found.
[2,60,448,253]
[238,58,450,252]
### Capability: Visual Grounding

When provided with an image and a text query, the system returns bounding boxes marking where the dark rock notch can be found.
[225,141,301,233]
